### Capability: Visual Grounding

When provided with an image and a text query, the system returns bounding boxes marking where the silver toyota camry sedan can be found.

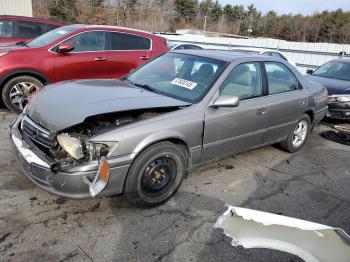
[10,50,328,207]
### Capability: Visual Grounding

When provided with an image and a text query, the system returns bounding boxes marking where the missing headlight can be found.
[86,142,116,160]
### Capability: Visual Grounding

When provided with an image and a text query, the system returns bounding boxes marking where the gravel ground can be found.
[0,109,349,262]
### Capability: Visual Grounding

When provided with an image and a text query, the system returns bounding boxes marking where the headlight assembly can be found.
[0,51,9,57]
[337,95,350,103]
[329,95,350,103]
[57,133,84,160]
[57,132,118,161]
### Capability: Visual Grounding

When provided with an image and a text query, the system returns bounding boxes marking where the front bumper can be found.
[10,116,130,199]
[327,102,350,120]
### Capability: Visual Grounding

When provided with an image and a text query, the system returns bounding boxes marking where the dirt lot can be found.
[0,109,349,262]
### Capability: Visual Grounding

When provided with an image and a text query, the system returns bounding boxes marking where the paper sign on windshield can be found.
[171,78,198,90]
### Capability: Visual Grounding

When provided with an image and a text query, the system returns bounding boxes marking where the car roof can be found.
[65,24,154,35]
[231,47,283,54]
[170,49,280,63]
[0,15,64,25]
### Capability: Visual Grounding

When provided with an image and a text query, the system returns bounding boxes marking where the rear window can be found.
[0,20,13,37]
[108,32,151,50]
[16,21,45,38]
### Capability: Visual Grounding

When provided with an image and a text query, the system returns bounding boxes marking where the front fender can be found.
[131,129,189,158]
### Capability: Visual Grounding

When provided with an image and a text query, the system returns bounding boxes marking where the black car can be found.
[306,59,350,120]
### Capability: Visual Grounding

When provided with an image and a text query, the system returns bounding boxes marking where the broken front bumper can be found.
[9,116,130,199]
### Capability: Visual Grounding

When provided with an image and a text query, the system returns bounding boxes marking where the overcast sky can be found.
[219,0,350,15]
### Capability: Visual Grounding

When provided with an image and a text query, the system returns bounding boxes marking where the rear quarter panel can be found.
[302,77,328,114]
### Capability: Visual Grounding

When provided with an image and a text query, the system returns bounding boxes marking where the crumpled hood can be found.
[304,75,350,95]
[26,79,189,132]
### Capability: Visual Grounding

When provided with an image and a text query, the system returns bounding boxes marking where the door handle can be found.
[140,56,151,60]
[94,57,108,61]
[256,109,267,116]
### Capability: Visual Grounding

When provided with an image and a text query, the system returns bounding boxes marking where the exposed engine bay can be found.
[41,107,181,171]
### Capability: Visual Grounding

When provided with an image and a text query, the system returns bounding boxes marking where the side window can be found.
[62,31,106,52]
[16,21,44,38]
[0,20,13,37]
[265,62,299,95]
[109,32,151,50]
[220,62,263,100]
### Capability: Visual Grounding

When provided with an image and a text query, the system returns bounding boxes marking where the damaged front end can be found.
[215,206,350,262]
[10,107,178,199]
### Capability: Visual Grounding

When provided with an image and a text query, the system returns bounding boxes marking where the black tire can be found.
[1,75,43,113]
[279,114,311,153]
[125,141,187,208]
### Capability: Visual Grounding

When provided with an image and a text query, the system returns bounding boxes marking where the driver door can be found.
[53,31,110,82]
[202,62,268,162]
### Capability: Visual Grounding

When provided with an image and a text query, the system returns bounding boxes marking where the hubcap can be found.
[292,120,308,147]
[141,157,176,195]
[9,82,39,110]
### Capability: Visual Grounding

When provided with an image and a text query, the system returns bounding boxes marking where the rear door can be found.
[203,62,268,161]
[53,31,110,81]
[263,62,307,143]
[106,31,151,78]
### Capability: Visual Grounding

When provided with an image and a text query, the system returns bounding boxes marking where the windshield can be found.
[27,27,77,48]
[313,60,350,81]
[127,53,227,103]
[167,43,176,49]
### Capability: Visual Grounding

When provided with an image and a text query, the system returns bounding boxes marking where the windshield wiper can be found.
[122,77,161,94]
[122,77,134,86]
[130,81,160,94]
[16,41,27,47]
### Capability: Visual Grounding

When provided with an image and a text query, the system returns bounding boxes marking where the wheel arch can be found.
[121,134,191,193]
[304,109,315,129]
[0,69,51,89]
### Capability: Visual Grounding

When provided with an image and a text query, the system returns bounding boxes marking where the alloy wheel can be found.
[9,82,40,110]
[292,120,308,147]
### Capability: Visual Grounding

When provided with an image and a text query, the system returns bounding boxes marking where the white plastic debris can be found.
[214,206,350,262]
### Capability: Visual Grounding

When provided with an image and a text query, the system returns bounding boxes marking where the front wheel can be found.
[124,141,187,208]
[279,114,311,153]
[1,75,43,113]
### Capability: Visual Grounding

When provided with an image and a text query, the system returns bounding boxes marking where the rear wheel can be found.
[124,141,187,208]
[279,114,311,153]
[2,75,43,113]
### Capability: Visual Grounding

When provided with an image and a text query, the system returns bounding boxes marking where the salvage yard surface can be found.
[0,109,349,262]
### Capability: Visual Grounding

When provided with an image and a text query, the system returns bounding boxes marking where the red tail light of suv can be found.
[0,24,169,113]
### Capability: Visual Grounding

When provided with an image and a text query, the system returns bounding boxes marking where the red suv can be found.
[0,16,64,44]
[0,24,169,112]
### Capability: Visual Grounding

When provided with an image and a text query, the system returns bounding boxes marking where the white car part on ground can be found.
[214,205,350,262]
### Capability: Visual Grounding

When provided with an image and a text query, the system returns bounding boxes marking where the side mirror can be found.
[211,95,239,108]
[57,43,74,54]
[306,69,314,75]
